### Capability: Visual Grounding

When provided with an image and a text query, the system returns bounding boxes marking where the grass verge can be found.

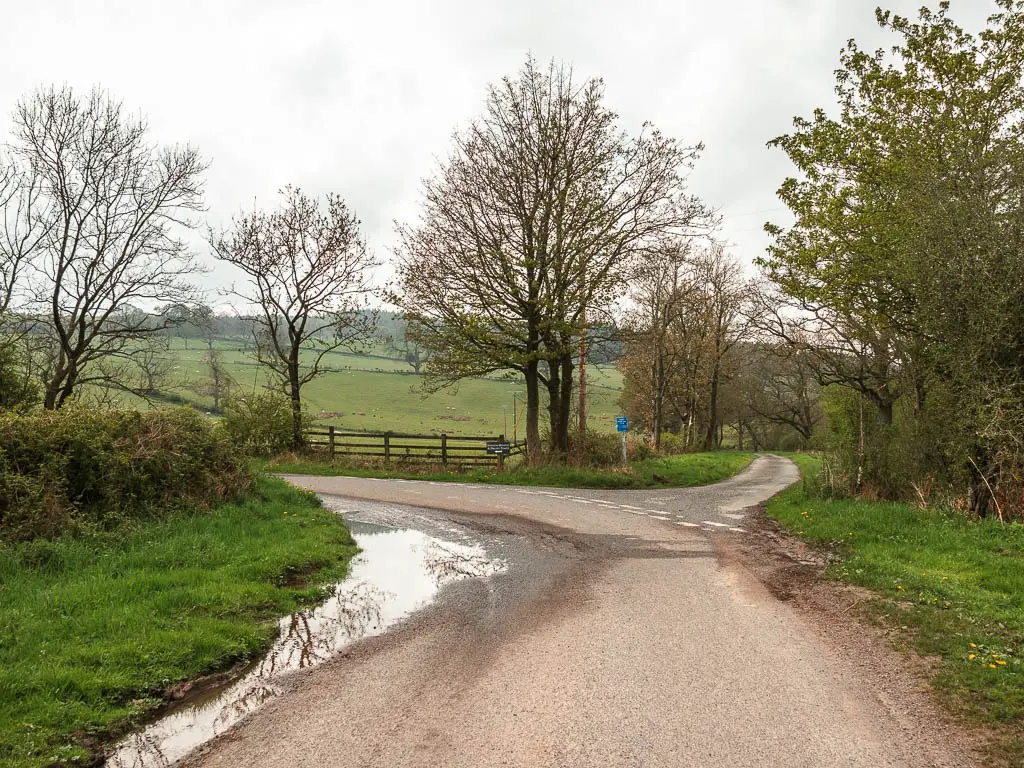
[265,451,756,490]
[768,453,1024,764]
[0,476,358,768]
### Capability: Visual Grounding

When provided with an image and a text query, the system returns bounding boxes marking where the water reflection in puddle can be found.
[106,522,503,768]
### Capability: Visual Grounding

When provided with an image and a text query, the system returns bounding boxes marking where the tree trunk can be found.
[557,353,573,461]
[653,348,664,450]
[703,359,720,451]
[525,359,541,463]
[288,347,303,449]
[877,399,894,426]
[44,360,78,410]
[43,382,60,410]
[545,359,562,458]
[578,325,587,443]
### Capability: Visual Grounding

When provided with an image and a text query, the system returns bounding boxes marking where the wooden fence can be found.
[306,428,519,468]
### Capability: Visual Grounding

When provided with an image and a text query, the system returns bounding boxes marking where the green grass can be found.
[109,336,627,438]
[266,451,756,490]
[768,454,1024,762]
[0,477,358,768]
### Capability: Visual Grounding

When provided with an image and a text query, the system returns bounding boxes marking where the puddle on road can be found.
[106,522,503,768]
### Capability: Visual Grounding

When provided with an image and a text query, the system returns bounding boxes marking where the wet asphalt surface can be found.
[177,455,972,768]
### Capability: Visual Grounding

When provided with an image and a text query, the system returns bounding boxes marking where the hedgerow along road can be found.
[184,455,972,768]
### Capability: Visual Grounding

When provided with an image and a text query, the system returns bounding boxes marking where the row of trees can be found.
[13,7,1014,496]
[0,58,818,463]
[617,244,821,454]
[756,0,1024,515]
[0,88,376,448]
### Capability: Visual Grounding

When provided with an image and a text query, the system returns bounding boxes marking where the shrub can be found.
[222,391,296,456]
[0,336,38,411]
[657,431,686,455]
[0,408,253,541]
[568,429,623,467]
[565,429,654,467]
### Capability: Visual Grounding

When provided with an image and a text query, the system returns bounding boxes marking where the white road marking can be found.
[702,521,730,528]
[729,527,747,533]
[676,522,700,528]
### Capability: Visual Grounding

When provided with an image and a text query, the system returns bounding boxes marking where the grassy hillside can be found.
[143,337,626,437]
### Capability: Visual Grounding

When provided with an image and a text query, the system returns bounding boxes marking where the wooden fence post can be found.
[441,433,448,465]
[384,431,391,462]
[498,433,505,472]
[329,425,336,458]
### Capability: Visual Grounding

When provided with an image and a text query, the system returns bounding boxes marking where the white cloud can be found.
[0,0,999,300]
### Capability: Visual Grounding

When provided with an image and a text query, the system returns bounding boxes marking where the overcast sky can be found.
[0,0,999,301]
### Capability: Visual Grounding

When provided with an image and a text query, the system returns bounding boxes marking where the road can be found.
[185,455,971,768]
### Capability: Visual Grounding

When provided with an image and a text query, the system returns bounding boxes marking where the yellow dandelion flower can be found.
[971,643,977,648]
[997,660,1007,666]
[969,654,976,660]
[989,664,998,669]
[897,585,904,591]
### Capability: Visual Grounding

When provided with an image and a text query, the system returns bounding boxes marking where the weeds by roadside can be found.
[264,451,756,490]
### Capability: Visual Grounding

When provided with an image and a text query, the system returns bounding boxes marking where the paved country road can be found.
[185,455,972,768]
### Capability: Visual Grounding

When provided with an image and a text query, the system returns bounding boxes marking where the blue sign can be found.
[616,416,629,432]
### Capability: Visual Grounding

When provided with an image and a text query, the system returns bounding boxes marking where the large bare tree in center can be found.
[398,57,710,461]
[212,187,377,448]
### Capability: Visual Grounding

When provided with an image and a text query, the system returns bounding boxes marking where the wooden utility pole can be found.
[578,327,587,436]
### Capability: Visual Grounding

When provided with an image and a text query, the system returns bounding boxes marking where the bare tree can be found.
[398,57,710,462]
[0,157,47,317]
[9,86,207,409]
[742,343,822,447]
[385,317,430,374]
[212,186,378,448]
[750,282,903,425]
[697,246,753,451]
[132,337,172,397]
[620,241,701,449]
[194,346,233,412]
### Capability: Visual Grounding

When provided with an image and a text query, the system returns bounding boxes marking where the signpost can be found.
[486,439,512,472]
[616,417,628,467]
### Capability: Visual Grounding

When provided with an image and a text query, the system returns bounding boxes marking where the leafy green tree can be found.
[762,1,1024,509]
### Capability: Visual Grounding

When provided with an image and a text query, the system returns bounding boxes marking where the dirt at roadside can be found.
[715,504,1002,768]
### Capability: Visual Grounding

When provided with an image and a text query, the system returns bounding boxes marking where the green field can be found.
[151,337,625,438]
[0,477,357,768]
